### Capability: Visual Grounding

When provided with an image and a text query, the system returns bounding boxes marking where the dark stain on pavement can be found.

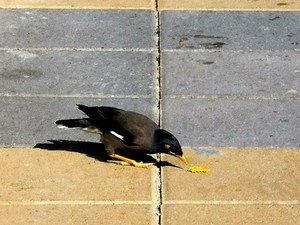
[269,16,280,21]
[197,59,214,65]
[277,2,288,6]
[193,34,226,39]
[178,33,228,49]
[202,42,226,49]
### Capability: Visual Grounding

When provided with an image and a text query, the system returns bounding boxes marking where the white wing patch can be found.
[57,124,73,129]
[110,131,124,140]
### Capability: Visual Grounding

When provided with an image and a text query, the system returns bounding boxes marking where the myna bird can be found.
[55,104,187,168]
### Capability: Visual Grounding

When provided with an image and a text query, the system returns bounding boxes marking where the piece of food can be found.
[187,166,210,173]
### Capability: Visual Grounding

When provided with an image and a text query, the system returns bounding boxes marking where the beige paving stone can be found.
[0,204,154,225]
[159,0,300,10]
[0,0,154,9]
[162,148,300,201]
[0,148,154,201]
[162,204,300,225]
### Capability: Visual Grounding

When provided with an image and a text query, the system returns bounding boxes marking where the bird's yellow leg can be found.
[107,160,131,166]
[110,154,154,168]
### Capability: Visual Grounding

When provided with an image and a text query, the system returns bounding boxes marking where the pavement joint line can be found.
[164,200,300,205]
[0,200,154,206]
[151,159,161,225]
[0,93,152,98]
[165,95,300,100]
[0,5,299,11]
[154,0,162,224]
[3,94,298,101]
[0,6,154,10]
[0,47,156,52]
[181,146,300,150]
[162,49,300,53]
[1,48,296,55]
[159,9,300,12]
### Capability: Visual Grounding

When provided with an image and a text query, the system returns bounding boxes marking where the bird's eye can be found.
[164,144,171,149]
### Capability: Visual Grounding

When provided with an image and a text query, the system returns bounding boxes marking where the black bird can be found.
[55,104,187,168]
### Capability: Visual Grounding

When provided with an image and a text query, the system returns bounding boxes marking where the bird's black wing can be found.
[77,105,137,145]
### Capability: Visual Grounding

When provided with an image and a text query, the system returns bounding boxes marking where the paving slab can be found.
[0,148,155,201]
[162,98,300,147]
[162,204,300,225]
[0,9,155,49]
[0,50,156,96]
[159,0,300,11]
[162,50,300,97]
[0,204,154,225]
[0,0,154,9]
[162,148,300,201]
[161,11,300,50]
[0,97,157,146]
[0,148,156,225]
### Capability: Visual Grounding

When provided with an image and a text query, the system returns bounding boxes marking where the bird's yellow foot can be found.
[110,154,154,168]
[132,161,154,168]
[107,160,131,166]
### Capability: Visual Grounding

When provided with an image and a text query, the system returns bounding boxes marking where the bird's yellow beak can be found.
[175,154,188,164]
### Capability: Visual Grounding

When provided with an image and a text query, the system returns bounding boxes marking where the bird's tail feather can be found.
[55,119,101,134]
[55,119,90,128]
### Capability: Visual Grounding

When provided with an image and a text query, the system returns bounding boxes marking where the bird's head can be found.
[154,129,188,164]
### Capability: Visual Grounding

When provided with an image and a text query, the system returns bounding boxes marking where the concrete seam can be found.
[0,200,298,206]
[0,47,155,52]
[181,146,300,150]
[2,48,299,53]
[165,94,300,100]
[0,200,154,206]
[162,49,300,53]
[165,200,300,205]
[0,93,152,98]
[154,0,162,225]
[1,94,299,100]
[159,8,300,12]
[0,6,154,10]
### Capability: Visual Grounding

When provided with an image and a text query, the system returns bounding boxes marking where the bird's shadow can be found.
[34,140,181,169]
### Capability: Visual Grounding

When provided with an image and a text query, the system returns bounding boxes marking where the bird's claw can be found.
[108,160,131,166]
[133,162,154,168]
[108,160,154,168]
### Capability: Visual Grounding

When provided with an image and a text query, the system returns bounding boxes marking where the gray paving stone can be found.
[161,11,300,50]
[0,50,155,96]
[162,98,299,147]
[0,97,157,146]
[162,50,300,96]
[0,9,155,49]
